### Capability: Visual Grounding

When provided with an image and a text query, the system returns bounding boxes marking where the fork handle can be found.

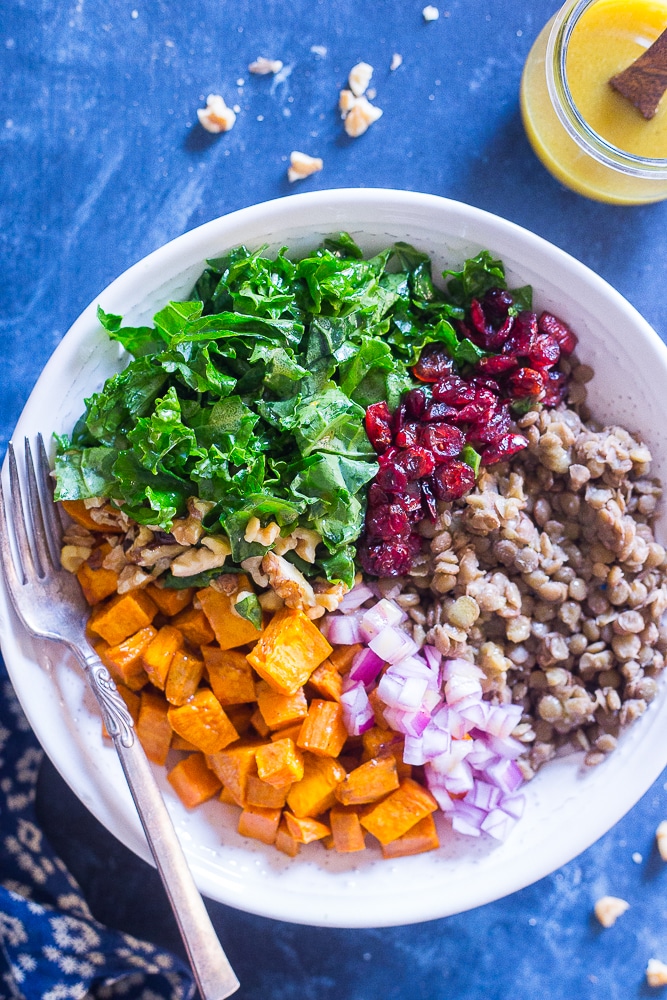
[81,650,240,1000]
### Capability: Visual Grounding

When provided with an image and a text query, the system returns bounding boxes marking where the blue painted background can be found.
[4,1,667,997]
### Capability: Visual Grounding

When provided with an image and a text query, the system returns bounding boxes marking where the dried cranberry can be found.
[470,298,492,336]
[423,400,459,422]
[432,460,476,501]
[407,532,423,556]
[525,334,560,370]
[538,312,578,355]
[448,400,494,424]
[469,376,502,395]
[365,502,411,541]
[475,354,518,377]
[418,422,466,461]
[480,433,529,465]
[374,463,409,493]
[404,387,427,419]
[365,402,393,454]
[432,376,477,405]
[394,421,420,448]
[466,404,512,444]
[542,369,569,406]
[394,446,436,481]
[396,482,425,521]
[502,311,538,356]
[392,401,408,436]
[368,482,390,508]
[378,446,399,467]
[359,540,414,577]
[483,287,514,321]
[506,367,545,398]
[413,343,456,382]
[420,477,438,520]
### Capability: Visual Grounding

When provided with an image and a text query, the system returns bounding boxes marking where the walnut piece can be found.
[390,53,403,71]
[348,61,373,97]
[262,551,316,609]
[197,94,236,134]
[656,820,667,861]
[248,56,283,75]
[647,959,667,987]
[340,94,383,138]
[594,895,630,928]
[170,535,230,576]
[287,150,323,183]
[60,545,92,574]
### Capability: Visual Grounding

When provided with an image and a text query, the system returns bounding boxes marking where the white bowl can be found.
[2,189,667,928]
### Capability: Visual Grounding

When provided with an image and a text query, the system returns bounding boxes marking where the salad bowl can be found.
[2,188,667,928]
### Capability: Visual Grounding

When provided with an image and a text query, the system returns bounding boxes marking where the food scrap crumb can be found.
[248,56,284,75]
[594,896,630,928]
[390,52,403,71]
[310,44,327,57]
[647,959,667,987]
[197,94,237,133]
[287,150,323,183]
[422,5,440,21]
[632,852,643,864]
[656,821,667,860]
[339,63,383,137]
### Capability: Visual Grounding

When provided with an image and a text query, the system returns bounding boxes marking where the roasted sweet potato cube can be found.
[270,721,304,743]
[247,608,332,696]
[245,774,289,809]
[283,812,331,844]
[171,734,199,752]
[237,804,281,845]
[297,700,348,758]
[329,806,366,853]
[142,625,183,690]
[206,741,264,805]
[76,560,119,606]
[275,819,301,857]
[367,687,389,729]
[335,755,400,806]
[170,606,215,647]
[381,814,440,859]
[256,738,304,787]
[88,590,158,646]
[286,753,345,818]
[168,689,239,754]
[362,727,411,779]
[168,752,222,808]
[197,584,262,650]
[165,649,204,706]
[99,625,156,691]
[62,499,123,533]
[328,643,364,674]
[136,689,172,765]
[203,647,256,705]
[146,583,194,617]
[256,680,308,731]
[219,785,240,806]
[250,707,271,738]
[225,704,254,736]
[359,778,438,845]
[308,658,343,702]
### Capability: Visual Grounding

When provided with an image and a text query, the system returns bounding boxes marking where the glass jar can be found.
[520,0,667,204]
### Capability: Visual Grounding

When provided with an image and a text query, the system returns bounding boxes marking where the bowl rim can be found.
[3,187,667,927]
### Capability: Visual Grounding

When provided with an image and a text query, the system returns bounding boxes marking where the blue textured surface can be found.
[4,1,667,997]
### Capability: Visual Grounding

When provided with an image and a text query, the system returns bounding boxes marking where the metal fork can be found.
[0,435,239,1000]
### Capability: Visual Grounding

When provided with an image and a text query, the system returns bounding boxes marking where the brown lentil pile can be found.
[380,360,667,778]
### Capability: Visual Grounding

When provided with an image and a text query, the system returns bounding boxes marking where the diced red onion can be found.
[457,700,490,729]
[451,802,486,837]
[403,735,426,766]
[382,706,431,738]
[484,733,525,760]
[348,647,384,686]
[480,808,516,841]
[444,673,483,705]
[368,626,418,664]
[320,613,362,646]
[338,584,375,612]
[441,658,484,682]
[484,703,523,739]
[500,793,526,820]
[340,681,375,736]
[359,599,406,640]
[465,739,497,770]
[464,780,500,812]
[481,757,524,795]
[443,761,474,796]
[421,724,452,760]
[423,645,442,672]
[427,781,455,813]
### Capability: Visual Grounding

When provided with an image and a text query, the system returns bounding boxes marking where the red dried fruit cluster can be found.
[359,290,578,577]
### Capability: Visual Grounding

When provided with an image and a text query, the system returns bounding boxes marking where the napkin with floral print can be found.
[0,657,195,1000]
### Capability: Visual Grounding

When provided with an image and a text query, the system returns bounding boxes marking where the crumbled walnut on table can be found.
[656,820,667,861]
[593,896,630,928]
[197,94,236,133]
[647,959,667,987]
[348,61,373,97]
[248,56,283,75]
[340,95,383,137]
[422,5,440,20]
[390,53,403,71]
[287,150,323,182]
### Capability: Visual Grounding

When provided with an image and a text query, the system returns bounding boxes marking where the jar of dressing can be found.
[521,0,667,204]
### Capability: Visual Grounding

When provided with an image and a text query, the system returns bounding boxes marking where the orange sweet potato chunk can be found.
[165,650,204,706]
[297,699,348,758]
[62,499,123,533]
[206,741,265,806]
[168,752,222,808]
[283,812,331,844]
[245,774,289,809]
[88,590,158,646]
[146,583,194,617]
[256,681,308,731]
[335,755,400,806]
[250,707,271,738]
[168,689,239,754]
[380,814,440,859]
[237,804,281,845]
[197,584,262,651]
[275,819,301,857]
[99,625,156,691]
[247,608,332,696]
[224,704,254,736]
[362,727,412,779]
[286,753,346,818]
[329,806,366,853]
[170,607,215,647]
[136,689,172,765]
[308,658,343,702]
[328,643,364,674]
[256,738,304,787]
[76,561,119,606]
[142,625,183,690]
[359,778,438,845]
[203,647,257,705]
[270,721,304,744]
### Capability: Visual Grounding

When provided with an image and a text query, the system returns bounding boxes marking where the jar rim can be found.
[545,0,667,178]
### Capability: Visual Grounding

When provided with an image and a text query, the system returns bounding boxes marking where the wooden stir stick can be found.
[609,26,667,119]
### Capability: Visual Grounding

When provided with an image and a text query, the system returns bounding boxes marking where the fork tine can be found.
[0,463,25,592]
[5,443,33,584]
[23,437,53,577]
[36,432,66,558]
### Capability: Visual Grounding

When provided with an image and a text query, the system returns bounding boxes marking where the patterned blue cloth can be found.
[0,658,195,1000]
